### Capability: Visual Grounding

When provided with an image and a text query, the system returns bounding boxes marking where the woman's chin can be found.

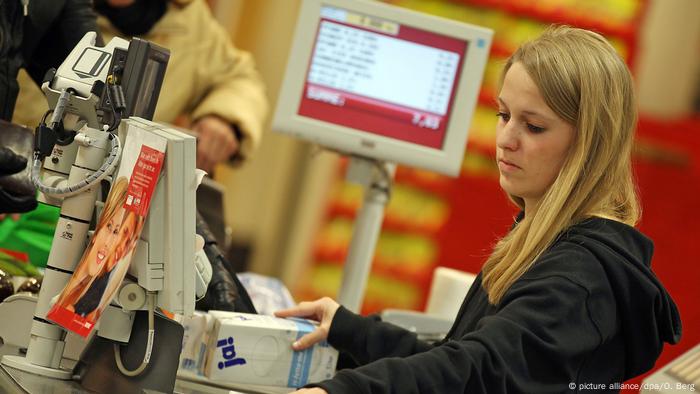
[499,177,517,195]
[96,259,103,268]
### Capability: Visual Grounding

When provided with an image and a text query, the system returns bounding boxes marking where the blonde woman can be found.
[277,26,682,393]
[54,177,129,315]
[89,209,145,321]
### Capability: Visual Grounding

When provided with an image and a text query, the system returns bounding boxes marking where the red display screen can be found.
[298,6,468,149]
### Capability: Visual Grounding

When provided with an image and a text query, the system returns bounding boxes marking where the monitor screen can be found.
[298,6,467,150]
[274,0,492,176]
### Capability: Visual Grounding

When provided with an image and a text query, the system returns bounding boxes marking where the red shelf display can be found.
[454,0,644,40]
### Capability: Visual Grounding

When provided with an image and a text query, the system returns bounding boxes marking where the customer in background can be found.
[1,0,100,122]
[11,0,264,313]
[13,0,269,173]
[276,25,682,394]
[0,147,36,216]
[0,0,100,217]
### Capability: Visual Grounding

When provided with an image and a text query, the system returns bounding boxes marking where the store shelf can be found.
[633,115,700,168]
[312,249,435,286]
[489,40,515,58]
[465,139,496,159]
[478,89,498,109]
[326,178,452,235]
[333,161,453,197]
[301,263,427,313]
[313,217,440,281]
[326,203,449,235]
[452,0,644,41]
[394,167,453,197]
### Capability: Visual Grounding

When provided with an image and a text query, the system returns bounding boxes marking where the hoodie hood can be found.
[564,218,682,379]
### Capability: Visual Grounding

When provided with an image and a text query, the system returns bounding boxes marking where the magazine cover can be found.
[47,128,167,337]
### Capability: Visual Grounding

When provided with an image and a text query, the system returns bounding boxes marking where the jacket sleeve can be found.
[328,307,435,366]
[24,0,102,84]
[314,275,604,394]
[188,2,268,162]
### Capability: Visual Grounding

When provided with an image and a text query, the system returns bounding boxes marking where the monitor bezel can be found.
[273,0,493,176]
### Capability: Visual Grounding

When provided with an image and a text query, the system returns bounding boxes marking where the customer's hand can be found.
[275,297,341,351]
[289,388,328,394]
[0,147,27,176]
[192,115,239,173]
[0,147,37,215]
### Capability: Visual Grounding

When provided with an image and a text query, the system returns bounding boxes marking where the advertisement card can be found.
[47,129,166,337]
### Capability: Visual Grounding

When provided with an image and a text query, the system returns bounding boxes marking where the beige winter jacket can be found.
[13,0,268,161]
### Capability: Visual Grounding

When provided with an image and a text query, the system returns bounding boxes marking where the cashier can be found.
[276,25,681,394]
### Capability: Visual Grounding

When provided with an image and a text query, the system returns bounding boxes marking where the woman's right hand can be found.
[275,297,341,351]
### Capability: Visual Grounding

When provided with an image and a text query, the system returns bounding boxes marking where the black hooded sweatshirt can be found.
[313,217,682,393]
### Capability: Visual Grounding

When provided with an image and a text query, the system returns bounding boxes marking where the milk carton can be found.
[203,312,338,388]
[178,311,214,374]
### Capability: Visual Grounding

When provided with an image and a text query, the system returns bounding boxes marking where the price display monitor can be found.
[274,0,493,176]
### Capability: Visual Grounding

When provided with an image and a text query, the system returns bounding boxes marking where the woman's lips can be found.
[97,250,106,265]
[498,159,521,172]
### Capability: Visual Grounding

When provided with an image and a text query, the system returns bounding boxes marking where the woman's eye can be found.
[496,112,510,122]
[527,123,545,133]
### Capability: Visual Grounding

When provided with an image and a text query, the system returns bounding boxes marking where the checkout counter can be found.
[0,343,287,394]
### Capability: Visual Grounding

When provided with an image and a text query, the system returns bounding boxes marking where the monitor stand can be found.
[336,156,395,313]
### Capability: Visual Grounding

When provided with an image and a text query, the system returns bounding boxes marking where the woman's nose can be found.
[496,122,519,151]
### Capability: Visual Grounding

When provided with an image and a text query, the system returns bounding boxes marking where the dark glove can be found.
[0,147,27,176]
[0,147,37,214]
[195,212,257,313]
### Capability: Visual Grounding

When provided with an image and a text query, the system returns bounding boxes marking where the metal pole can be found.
[337,157,393,312]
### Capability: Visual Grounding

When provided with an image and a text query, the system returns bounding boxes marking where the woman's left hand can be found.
[289,388,328,394]
[275,297,340,351]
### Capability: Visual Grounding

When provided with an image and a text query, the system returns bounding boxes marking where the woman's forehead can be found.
[501,63,560,121]
[503,64,542,101]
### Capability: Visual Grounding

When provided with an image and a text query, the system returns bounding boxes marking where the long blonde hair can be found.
[96,176,129,233]
[92,176,131,271]
[482,26,640,304]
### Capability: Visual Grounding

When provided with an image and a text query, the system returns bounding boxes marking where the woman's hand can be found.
[289,388,328,394]
[275,297,341,351]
